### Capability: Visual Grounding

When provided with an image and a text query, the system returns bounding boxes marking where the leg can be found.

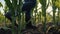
[5,11,12,21]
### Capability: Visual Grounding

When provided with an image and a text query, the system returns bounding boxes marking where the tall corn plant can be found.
[4,5,8,27]
[30,0,37,25]
[57,0,60,25]
[39,0,46,33]
[52,0,57,26]
[0,2,7,27]
[15,0,23,34]
[58,8,60,24]
[4,0,15,34]
[4,0,22,34]
[34,0,37,25]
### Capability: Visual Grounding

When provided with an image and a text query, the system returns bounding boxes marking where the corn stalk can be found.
[4,0,15,34]
[4,0,23,34]
[39,0,46,33]
[52,0,57,26]
[57,8,60,24]
[17,0,23,34]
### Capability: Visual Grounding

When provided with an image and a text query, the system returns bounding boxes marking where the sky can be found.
[0,0,58,16]
[0,0,5,14]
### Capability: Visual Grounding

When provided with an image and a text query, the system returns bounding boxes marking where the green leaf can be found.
[39,0,46,6]
[4,0,12,8]
[12,0,17,8]
[0,2,3,7]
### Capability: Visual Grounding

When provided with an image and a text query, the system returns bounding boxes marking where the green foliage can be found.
[12,0,17,8]
[55,0,60,8]
[4,5,9,13]
[4,0,12,9]
[1,0,60,34]
[39,0,46,33]
[0,2,3,7]
[39,0,46,6]
[52,0,57,26]
[52,0,57,10]
[0,12,10,27]
[4,0,23,34]
[0,12,4,23]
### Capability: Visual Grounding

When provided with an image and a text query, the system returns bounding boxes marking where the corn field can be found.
[0,0,60,34]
